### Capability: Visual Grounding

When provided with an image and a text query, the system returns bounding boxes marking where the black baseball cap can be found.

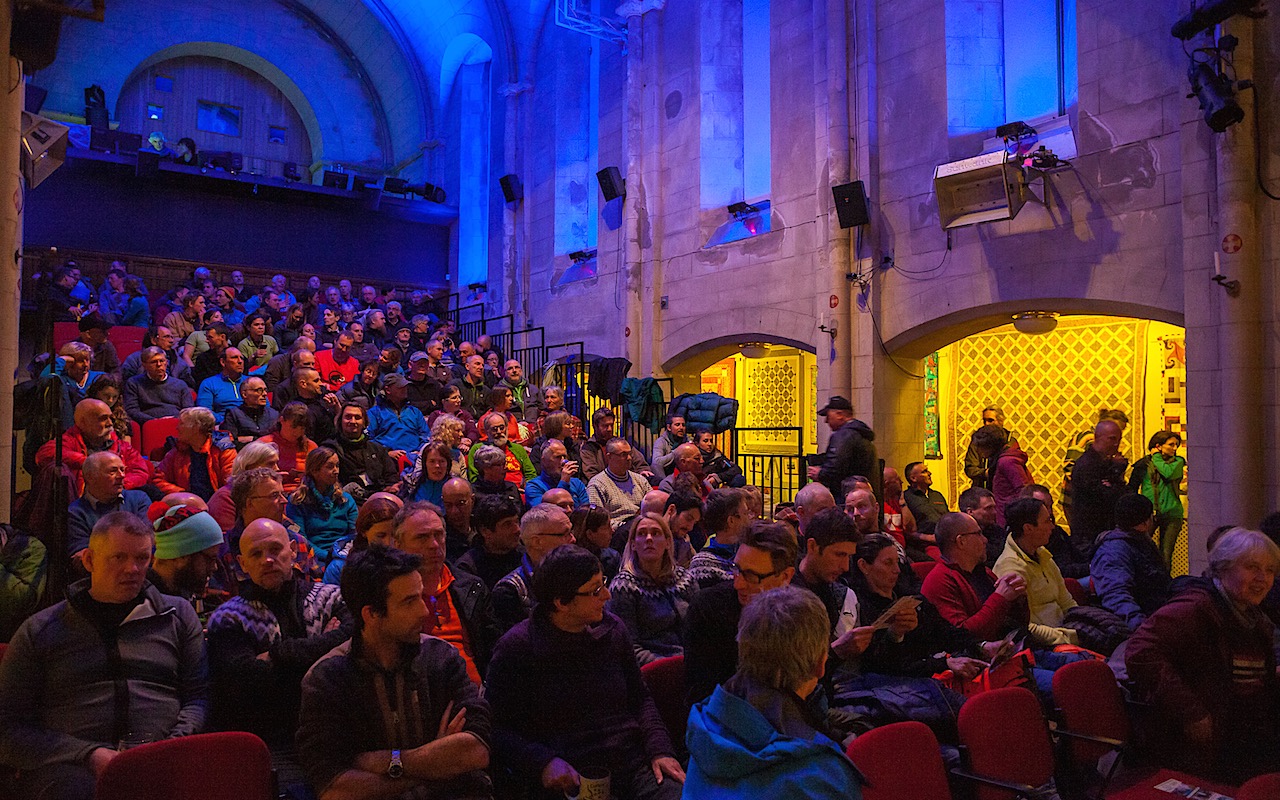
[818,396,853,416]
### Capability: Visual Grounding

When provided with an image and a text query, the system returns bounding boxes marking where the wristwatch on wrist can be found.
[387,749,403,779]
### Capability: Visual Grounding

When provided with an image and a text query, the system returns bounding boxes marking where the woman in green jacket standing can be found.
[1138,431,1186,570]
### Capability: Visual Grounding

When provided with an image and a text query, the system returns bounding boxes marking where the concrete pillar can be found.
[500,81,531,328]
[0,5,21,523]
[618,1,664,370]
[818,0,853,441]
[1199,17,1264,569]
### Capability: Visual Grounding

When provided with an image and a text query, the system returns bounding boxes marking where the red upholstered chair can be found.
[129,420,142,447]
[0,642,7,662]
[1064,577,1089,606]
[956,687,1056,800]
[108,325,147,361]
[845,721,951,800]
[1238,773,1280,800]
[95,731,273,800]
[911,560,939,582]
[140,416,181,461]
[53,321,79,350]
[640,654,688,755]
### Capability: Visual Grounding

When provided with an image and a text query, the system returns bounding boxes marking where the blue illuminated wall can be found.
[457,58,492,287]
[946,0,1077,138]
[553,23,600,256]
[700,0,771,211]
[742,0,771,203]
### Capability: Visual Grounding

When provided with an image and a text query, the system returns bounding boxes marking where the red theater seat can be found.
[640,654,687,755]
[96,732,273,800]
[846,721,951,800]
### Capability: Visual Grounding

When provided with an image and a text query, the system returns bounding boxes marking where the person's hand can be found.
[436,701,467,738]
[325,616,343,633]
[651,755,685,784]
[88,747,118,776]
[256,651,271,662]
[806,465,820,480]
[640,469,654,479]
[995,573,1027,600]
[946,656,986,681]
[980,639,1014,662]
[1186,715,1213,744]
[832,625,876,658]
[389,450,407,461]
[322,393,340,412]
[561,460,579,480]
[459,437,473,452]
[540,757,580,793]
[889,606,918,637]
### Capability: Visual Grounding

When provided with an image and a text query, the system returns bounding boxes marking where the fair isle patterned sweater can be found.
[208,581,345,646]
[606,566,699,666]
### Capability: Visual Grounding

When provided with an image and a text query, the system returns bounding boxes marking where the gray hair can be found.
[59,341,93,362]
[520,503,569,539]
[179,406,217,434]
[82,450,123,479]
[473,445,505,472]
[1209,528,1280,579]
[233,440,279,474]
[736,585,829,693]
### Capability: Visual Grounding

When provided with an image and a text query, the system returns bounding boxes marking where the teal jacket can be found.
[684,680,863,799]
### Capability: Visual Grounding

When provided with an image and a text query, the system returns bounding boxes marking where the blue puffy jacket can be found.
[669,393,738,435]
[1090,528,1172,631]
[684,682,863,799]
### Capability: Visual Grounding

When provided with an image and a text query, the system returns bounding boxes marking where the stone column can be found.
[0,5,21,523]
[819,0,853,434]
[500,81,531,328]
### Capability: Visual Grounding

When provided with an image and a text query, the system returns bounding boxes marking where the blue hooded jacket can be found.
[684,683,863,799]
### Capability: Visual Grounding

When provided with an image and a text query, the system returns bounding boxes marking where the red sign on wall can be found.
[829,295,839,308]
[1222,234,1242,254]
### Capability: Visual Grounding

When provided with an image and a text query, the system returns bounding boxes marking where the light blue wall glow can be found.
[699,0,744,209]
[587,31,600,250]
[1004,0,1077,121]
[947,0,1077,137]
[742,0,771,202]
[458,59,491,287]
[945,0,1005,135]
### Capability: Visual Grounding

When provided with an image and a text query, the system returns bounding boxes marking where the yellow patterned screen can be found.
[946,317,1148,513]
[742,354,802,453]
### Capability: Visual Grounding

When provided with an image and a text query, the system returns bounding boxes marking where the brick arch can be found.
[882,298,1184,359]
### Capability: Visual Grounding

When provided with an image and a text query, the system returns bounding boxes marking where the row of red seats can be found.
[53,322,148,361]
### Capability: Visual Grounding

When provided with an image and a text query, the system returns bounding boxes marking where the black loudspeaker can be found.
[11,8,62,74]
[832,180,870,229]
[499,174,522,203]
[597,166,625,202]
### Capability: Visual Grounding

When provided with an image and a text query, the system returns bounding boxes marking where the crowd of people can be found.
[1,265,1278,798]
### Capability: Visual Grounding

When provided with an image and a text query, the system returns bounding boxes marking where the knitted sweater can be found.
[606,566,699,665]
[688,537,737,589]
[587,469,653,529]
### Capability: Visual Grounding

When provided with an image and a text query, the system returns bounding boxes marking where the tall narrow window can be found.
[700,0,770,214]
[457,60,491,288]
[741,0,771,203]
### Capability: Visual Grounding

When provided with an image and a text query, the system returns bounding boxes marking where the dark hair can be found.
[591,406,615,428]
[87,373,122,402]
[1208,523,1238,552]
[1005,497,1047,540]
[957,486,994,513]
[936,511,977,552]
[840,475,871,499]
[354,496,400,544]
[206,321,232,338]
[486,386,512,407]
[1114,493,1154,530]
[691,427,714,443]
[1019,483,1053,500]
[569,506,611,545]
[341,545,422,633]
[1098,408,1130,425]
[664,490,703,516]
[473,493,522,534]
[854,533,897,568]
[1147,430,1181,450]
[541,411,569,441]
[904,461,924,482]
[740,521,798,574]
[703,488,744,533]
[278,401,310,433]
[970,425,1009,453]
[530,544,601,617]
[805,506,860,550]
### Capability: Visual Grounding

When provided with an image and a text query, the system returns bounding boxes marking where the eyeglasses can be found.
[250,491,287,502]
[576,583,607,598]
[728,563,782,585]
[957,530,987,539]
[539,530,574,539]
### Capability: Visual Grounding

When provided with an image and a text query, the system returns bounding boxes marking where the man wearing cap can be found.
[404,351,442,415]
[808,396,877,503]
[368,373,431,463]
[207,518,351,754]
[149,505,224,609]
[76,312,119,374]
[67,451,152,564]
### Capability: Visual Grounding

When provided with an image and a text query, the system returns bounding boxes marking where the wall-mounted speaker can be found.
[499,174,522,203]
[597,166,625,202]
[832,180,870,229]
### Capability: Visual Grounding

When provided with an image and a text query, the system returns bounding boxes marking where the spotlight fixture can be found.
[1187,61,1244,132]
[569,249,597,263]
[406,182,447,203]
[383,177,409,195]
[998,120,1039,158]
[1171,0,1265,40]
[1012,311,1059,335]
[727,201,760,218]
[739,342,771,359]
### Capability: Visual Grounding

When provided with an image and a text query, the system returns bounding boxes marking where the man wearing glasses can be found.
[684,521,798,706]
[491,504,575,635]
[217,468,323,591]
[393,501,496,684]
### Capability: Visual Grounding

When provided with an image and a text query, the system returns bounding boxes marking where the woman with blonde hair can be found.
[606,512,699,665]
[206,440,280,528]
